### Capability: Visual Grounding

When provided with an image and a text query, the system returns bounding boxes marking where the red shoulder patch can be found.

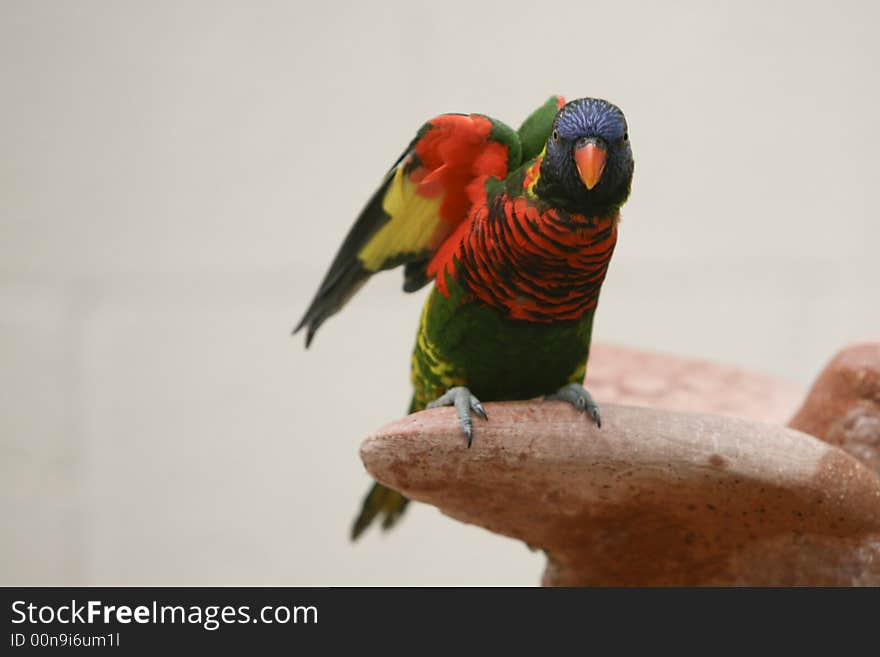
[413,115,508,226]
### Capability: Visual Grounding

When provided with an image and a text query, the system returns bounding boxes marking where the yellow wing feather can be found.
[356,164,444,272]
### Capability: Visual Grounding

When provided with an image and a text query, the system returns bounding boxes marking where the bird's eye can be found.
[552,130,559,143]
[623,132,629,142]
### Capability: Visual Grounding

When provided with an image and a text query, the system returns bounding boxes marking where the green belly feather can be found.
[410,279,595,412]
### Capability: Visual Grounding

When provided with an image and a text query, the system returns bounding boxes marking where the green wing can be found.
[295,113,521,347]
[518,95,566,162]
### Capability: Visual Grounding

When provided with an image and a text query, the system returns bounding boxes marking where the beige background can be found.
[2,0,878,585]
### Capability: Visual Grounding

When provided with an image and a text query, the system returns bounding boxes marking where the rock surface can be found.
[789,341,880,474]
[361,402,880,585]
[588,343,802,424]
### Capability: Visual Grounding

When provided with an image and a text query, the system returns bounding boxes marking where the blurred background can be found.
[2,0,878,585]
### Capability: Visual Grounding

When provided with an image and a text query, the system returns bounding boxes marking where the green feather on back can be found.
[517,95,564,162]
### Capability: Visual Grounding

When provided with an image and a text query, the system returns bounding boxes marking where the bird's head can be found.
[536,98,634,217]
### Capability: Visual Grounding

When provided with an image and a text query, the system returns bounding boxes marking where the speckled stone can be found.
[789,341,880,475]
[361,402,880,586]
[587,343,803,425]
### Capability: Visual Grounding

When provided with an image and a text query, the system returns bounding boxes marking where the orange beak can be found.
[574,139,607,190]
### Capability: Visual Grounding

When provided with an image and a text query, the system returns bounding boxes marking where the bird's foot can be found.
[545,382,602,428]
[425,386,488,448]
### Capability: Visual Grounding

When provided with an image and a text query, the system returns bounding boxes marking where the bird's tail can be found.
[351,395,420,540]
[350,481,410,540]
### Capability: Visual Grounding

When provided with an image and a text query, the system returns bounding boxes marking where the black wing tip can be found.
[291,316,317,348]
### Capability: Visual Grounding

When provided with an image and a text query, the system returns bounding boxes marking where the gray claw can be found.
[590,406,602,429]
[471,398,488,421]
[426,386,487,447]
[545,383,601,428]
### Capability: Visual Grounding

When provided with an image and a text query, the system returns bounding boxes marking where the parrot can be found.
[295,96,634,539]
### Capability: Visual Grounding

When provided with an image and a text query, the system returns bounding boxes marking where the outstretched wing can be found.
[295,112,522,346]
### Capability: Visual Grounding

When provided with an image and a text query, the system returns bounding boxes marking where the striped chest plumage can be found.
[428,172,619,324]
[454,195,617,322]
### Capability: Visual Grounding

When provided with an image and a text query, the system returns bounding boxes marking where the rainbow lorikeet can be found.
[296,96,634,539]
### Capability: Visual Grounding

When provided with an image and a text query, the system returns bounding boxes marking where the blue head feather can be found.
[536,98,634,217]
